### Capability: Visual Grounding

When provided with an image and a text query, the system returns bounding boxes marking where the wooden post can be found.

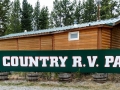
[17,38,19,50]
[52,35,54,50]
[97,27,102,49]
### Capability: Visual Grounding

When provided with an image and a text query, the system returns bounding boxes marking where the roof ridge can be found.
[0,17,120,39]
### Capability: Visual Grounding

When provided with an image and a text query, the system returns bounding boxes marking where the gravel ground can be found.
[0,86,81,90]
[0,80,120,90]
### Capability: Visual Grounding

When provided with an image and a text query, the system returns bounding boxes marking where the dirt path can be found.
[0,80,120,90]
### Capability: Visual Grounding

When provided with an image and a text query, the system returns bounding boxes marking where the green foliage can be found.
[51,0,75,27]
[73,68,81,79]
[74,0,83,24]
[82,0,97,23]
[61,0,75,26]
[49,13,54,28]
[6,0,21,35]
[33,0,49,30]
[0,0,11,36]
[51,0,63,27]
[116,0,120,17]
[39,6,49,29]
[100,0,117,20]
[21,0,33,32]
[51,0,120,26]
[110,0,118,18]
[2,0,120,35]
[33,0,41,30]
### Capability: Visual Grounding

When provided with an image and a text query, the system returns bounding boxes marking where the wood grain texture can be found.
[54,29,98,50]
[0,26,114,50]
[18,37,40,50]
[41,35,52,50]
[101,28,111,49]
[111,25,120,49]
[0,39,17,50]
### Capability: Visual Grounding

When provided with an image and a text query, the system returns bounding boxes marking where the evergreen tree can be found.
[33,0,40,30]
[0,0,11,36]
[61,0,75,26]
[21,0,33,32]
[51,0,63,27]
[74,0,83,24]
[51,0,75,27]
[6,0,21,34]
[110,0,118,18]
[49,12,54,28]
[100,0,117,20]
[82,0,97,23]
[116,0,120,17]
[39,6,49,29]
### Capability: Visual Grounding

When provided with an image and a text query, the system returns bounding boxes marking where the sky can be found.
[11,0,74,12]
[11,0,119,12]
[25,0,54,10]
[10,0,55,12]
[11,0,60,12]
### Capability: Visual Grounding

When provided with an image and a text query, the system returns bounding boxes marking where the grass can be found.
[0,81,119,90]
[0,73,120,90]
[0,80,118,90]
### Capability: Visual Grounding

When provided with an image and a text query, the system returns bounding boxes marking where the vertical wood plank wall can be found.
[0,39,17,50]
[54,29,98,50]
[101,28,111,49]
[111,25,120,49]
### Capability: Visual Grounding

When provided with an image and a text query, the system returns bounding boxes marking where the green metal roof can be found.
[0,17,120,39]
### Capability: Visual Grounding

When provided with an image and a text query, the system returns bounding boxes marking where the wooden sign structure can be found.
[0,50,120,73]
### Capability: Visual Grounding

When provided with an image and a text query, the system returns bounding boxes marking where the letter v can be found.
[87,56,97,67]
